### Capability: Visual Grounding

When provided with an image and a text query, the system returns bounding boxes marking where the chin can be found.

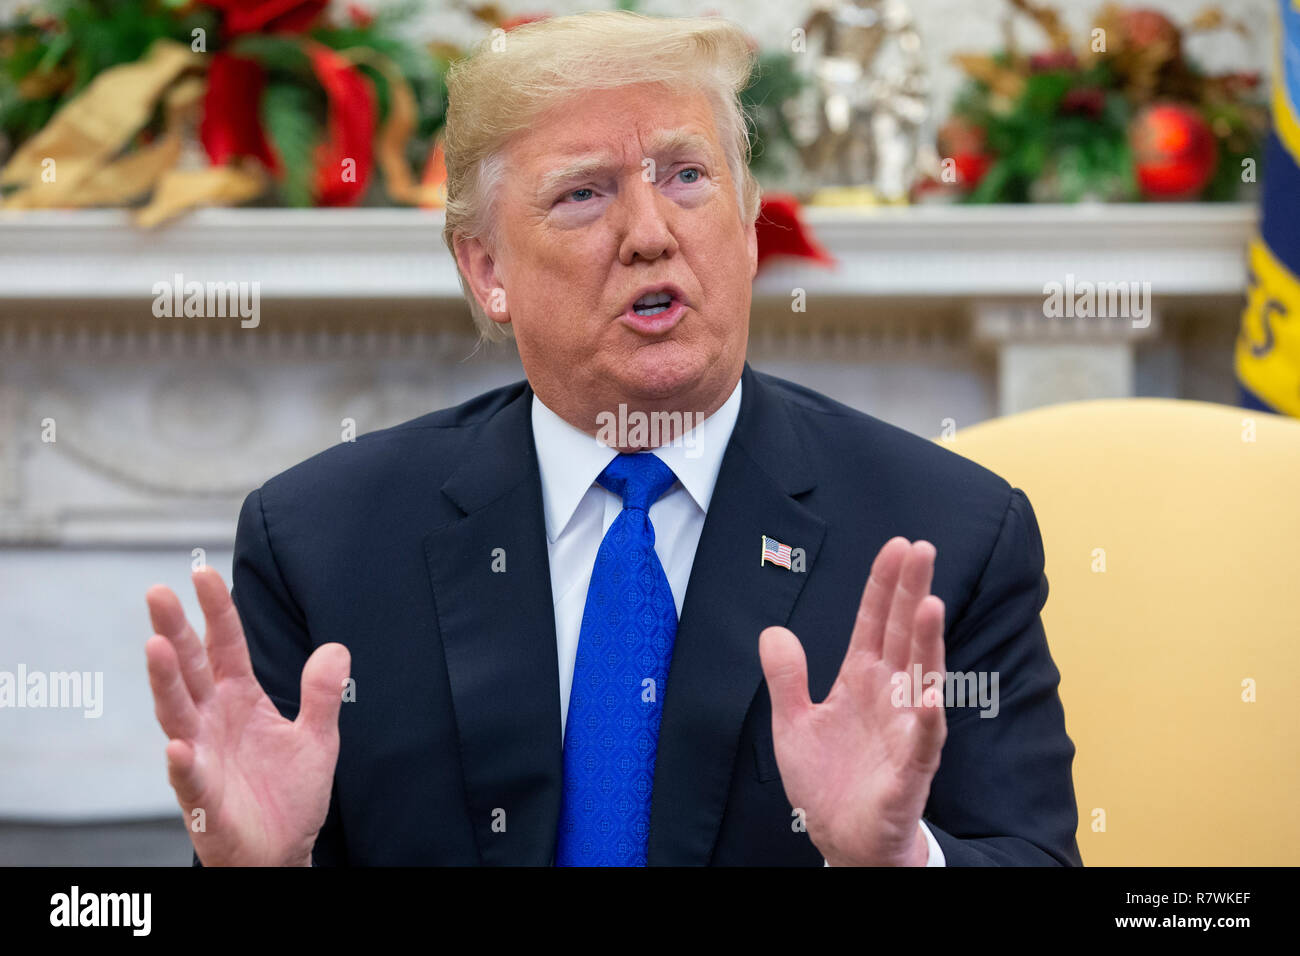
[612,342,712,403]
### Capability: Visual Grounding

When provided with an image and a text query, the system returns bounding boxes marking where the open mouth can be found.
[632,291,674,317]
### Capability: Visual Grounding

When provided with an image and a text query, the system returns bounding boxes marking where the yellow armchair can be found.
[940,398,1300,865]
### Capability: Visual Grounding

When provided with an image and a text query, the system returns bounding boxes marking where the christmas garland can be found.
[0,1,827,271]
[931,0,1269,202]
[0,0,451,222]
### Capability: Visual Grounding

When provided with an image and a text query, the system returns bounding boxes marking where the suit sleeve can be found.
[192,486,347,867]
[924,487,1083,866]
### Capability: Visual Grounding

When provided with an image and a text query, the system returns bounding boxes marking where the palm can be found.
[183,672,337,865]
[145,568,350,866]
[759,538,947,867]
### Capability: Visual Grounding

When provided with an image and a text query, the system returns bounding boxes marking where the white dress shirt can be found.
[530,377,944,867]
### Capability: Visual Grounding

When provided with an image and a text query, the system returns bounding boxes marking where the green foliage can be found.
[228,33,313,77]
[742,51,805,175]
[260,79,319,207]
[950,43,1265,203]
[3,0,213,89]
[229,33,318,206]
[1201,100,1265,201]
[958,67,1140,203]
[0,84,57,145]
[60,0,211,89]
[1,0,445,187]
[1,0,215,151]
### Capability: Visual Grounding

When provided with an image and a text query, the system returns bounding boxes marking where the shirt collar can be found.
[531,376,743,543]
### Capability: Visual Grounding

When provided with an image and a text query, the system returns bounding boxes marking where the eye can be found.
[565,187,595,203]
[676,168,703,184]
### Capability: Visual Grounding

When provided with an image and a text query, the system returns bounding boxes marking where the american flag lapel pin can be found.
[761,535,793,570]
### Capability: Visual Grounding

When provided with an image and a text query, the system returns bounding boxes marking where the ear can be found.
[453,233,511,327]
[745,214,758,281]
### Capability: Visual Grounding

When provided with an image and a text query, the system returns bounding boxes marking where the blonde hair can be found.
[442,10,762,342]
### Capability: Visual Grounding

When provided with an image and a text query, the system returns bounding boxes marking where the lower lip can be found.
[621,298,686,335]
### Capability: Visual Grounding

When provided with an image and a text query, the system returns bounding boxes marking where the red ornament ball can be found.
[1130,103,1218,200]
[937,118,993,188]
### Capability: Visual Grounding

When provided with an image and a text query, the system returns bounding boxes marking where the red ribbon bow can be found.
[197,1,375,206]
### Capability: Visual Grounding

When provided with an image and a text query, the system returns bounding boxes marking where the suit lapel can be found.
[647,363,827,864]
[424,383,563,865]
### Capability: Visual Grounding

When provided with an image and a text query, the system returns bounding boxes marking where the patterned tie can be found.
[555,452,680,866]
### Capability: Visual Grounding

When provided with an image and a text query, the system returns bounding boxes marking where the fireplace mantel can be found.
[0,202,1256,304]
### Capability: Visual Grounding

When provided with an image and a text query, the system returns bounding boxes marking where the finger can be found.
[296,643,352,742]
[145,634,201,740]
[164,737,206,808]
[192,567,254,681]
[846,537,910,661]
[913,595,947,693]
[911,597,948,759]
[146,584,215,703]
[881,541,936,671]
[758,626,811,722]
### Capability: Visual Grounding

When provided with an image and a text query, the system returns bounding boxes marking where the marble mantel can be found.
[0,202,1255,300]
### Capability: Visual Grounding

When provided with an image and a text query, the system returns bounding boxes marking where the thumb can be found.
[759,626,810,720]
[296,642,351,740]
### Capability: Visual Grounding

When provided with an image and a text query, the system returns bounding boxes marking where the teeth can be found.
[633,291,673,310]
[635,304,670,316]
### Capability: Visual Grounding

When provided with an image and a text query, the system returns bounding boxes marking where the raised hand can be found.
[758,537,947,867]
[144,567,350,866]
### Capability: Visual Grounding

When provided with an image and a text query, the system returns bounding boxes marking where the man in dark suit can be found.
[143,10,1080,867]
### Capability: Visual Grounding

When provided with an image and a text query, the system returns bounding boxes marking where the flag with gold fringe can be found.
[1236,1,1300,416]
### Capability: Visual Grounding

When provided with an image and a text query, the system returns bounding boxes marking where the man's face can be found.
[456,81,757,427]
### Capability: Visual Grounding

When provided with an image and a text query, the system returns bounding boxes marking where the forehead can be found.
[504,83,724,176]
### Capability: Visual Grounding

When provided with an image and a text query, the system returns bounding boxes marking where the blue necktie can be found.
[555,452,679,866]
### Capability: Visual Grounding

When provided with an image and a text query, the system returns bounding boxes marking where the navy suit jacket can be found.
[219,362,1081,866]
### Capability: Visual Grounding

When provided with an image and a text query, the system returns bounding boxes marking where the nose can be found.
[616,179,679,265]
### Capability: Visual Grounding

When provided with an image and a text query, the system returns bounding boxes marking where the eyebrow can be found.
[534,129,718,200]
